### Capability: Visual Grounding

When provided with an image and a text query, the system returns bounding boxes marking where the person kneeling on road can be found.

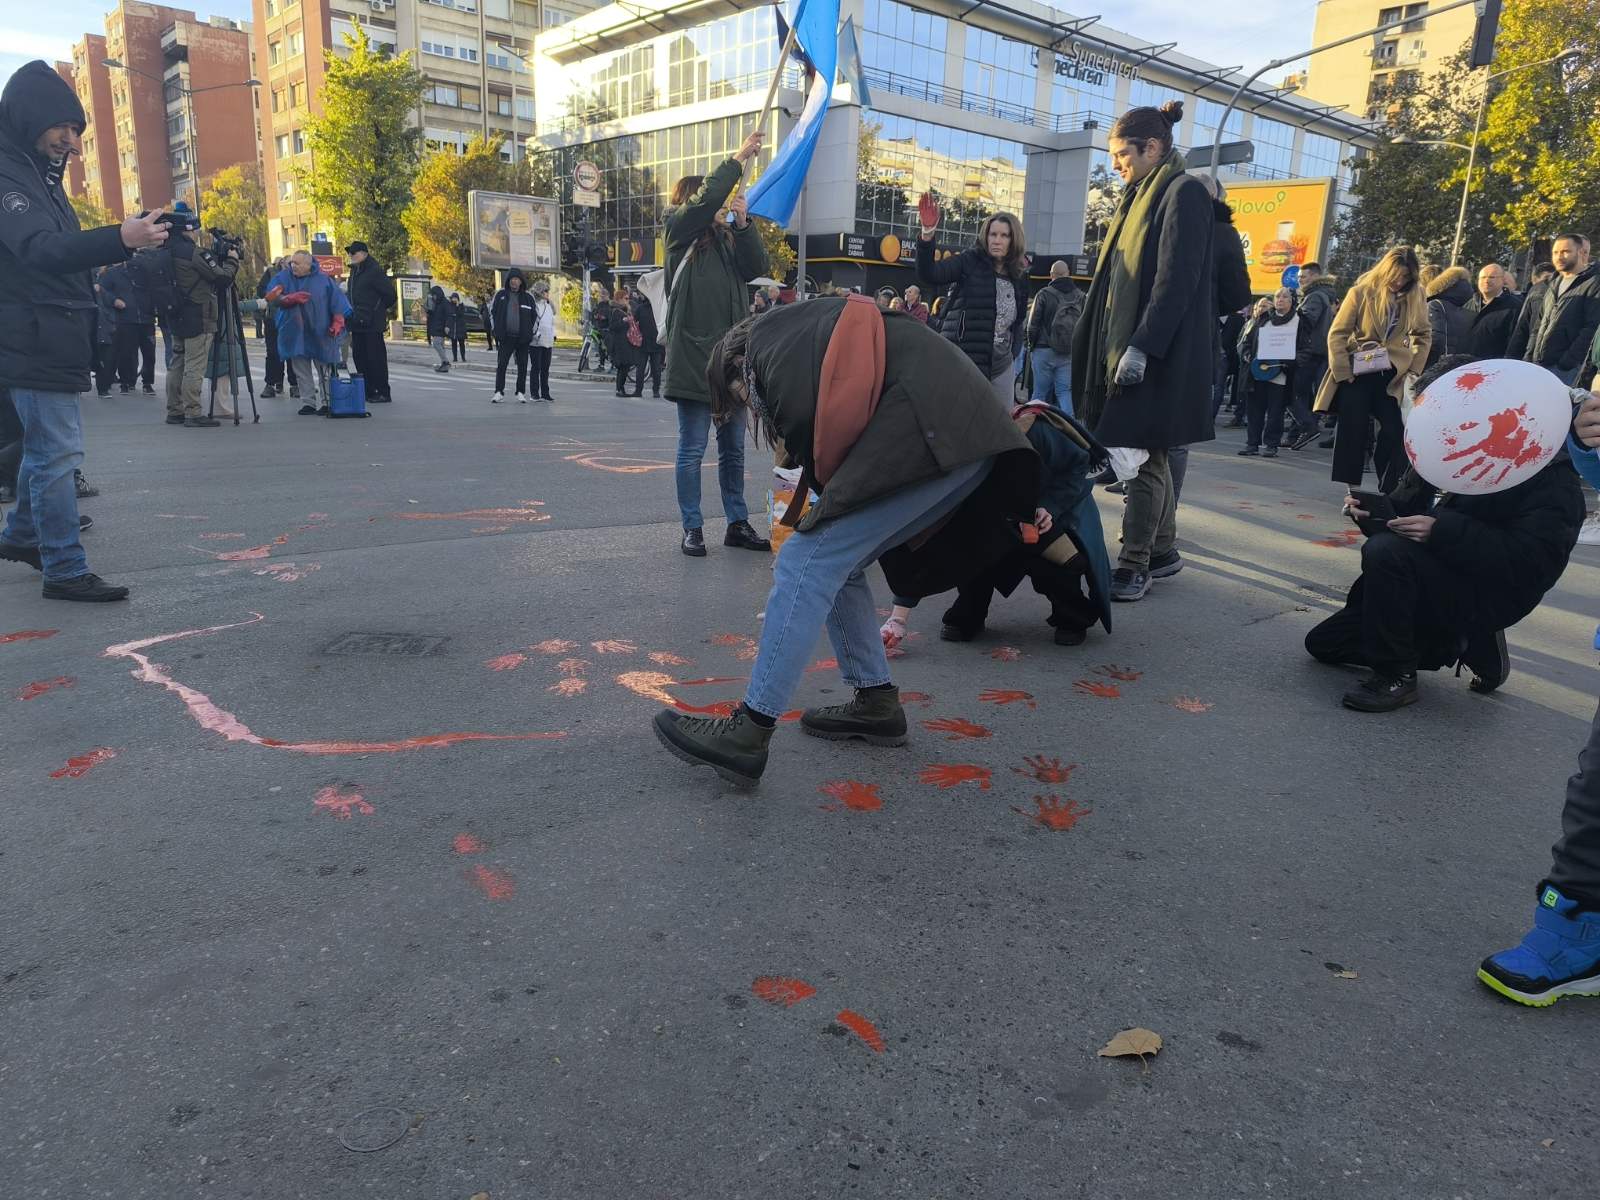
[651,294,1040,788]
[1304,354,1583,712]
[0,61,170,601]
[265,251,351,416]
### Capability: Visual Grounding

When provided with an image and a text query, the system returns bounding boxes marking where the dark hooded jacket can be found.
[346,254,396,334]
[1468,288,1522,359]
[1212,200,1252,317]
[1295,276,1337,370]
[0,60,131,392]
[1425,266,1476,367]
[1509,264,1600,374]
[744,298,1039,599]
[915,238,1028,377]
[425,285,450,337]
[490,271,535,346]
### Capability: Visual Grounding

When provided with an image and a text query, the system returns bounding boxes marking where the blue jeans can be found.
[1029,346,1074,414]
[1,388,88,581]
[675,400,748,531]
[745,458,991,716]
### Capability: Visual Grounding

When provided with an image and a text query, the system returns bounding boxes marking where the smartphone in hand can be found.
[1348,488,1397,536]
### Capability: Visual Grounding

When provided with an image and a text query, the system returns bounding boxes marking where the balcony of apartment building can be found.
[161,21,189,65]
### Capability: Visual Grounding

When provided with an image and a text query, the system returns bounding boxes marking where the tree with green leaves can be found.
[68,193,114,230]
[753,218,794,282]
[300,26,427,269]
[200,163,268,283]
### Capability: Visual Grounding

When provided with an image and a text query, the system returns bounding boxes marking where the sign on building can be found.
[573,160,602,208]
[398,276,430,328]
[1224,179,1336,296]
[468,190,561,272]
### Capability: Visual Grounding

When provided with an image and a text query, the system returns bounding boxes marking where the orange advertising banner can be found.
[1224,178,1336,296]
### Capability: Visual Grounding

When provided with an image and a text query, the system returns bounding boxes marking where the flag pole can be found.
[736,3,803,198]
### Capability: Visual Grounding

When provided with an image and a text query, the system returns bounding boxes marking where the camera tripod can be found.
[205,277,260,426]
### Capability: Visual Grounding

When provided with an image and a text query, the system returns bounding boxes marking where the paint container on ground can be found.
[768,465,814,554]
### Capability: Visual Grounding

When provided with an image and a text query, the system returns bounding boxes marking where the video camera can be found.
[208,228,244,259]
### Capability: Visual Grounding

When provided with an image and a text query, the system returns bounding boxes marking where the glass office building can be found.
[533,0,1378,290]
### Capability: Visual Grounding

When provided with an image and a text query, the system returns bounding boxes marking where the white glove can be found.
[1114,345,1147,386]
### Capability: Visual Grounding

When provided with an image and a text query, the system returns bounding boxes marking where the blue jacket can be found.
[269,260,352,364]
[1568,434,1600,491]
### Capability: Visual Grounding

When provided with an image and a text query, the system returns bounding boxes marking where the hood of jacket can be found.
[504,269,527,292]
[0,60,85,161]
[1302,277,1336,297]
[1264,299,1299,325]
[1048,277,1079,297]
[1427,265,1473,306]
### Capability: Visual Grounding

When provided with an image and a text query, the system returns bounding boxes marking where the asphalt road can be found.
[3,350,1599,1199]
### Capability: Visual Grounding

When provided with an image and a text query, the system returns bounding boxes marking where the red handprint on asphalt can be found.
[1013,795,1092,831]
[1440,404,1546,487]
[922,717,993,741]
[1095,664,1142,682]
[819,780,883,812]
[918,763,993,790]
[1012,755,1078,784]
[1074,680,1120,699]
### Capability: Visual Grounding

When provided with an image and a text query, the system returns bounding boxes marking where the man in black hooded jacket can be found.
[0,61,168,601]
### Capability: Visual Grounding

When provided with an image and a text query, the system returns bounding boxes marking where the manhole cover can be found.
[324,632,450,657]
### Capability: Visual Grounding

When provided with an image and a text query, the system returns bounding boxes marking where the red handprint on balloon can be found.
[1440,404,1546,487]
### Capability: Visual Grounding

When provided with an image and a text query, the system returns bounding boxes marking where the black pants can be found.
[94,340,117,394]
[1549,700,1600,906]
[1304,531,1485,676]
[496,343,529,395]
[113,322,155,388]
[642,346,663,396]
[349,329,390,401]
[1245,372,1316,450]
[264,324,298,389]
[1330,370,1404,489]
[616,355,643,395]
[943,554,1098,636]
[451,334,467,361]
[530,346,552,398]
[485,326,495,350]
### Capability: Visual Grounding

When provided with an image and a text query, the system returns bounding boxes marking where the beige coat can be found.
[1313,276,1432,413]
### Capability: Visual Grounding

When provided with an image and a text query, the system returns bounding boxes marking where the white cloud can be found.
[1094,1,1321,72]
[0,28,76,63]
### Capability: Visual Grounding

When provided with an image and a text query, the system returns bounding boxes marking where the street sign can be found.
[573,160,601,191]
[1184,140,1255,170]
[315,254,345,279]
[1281,265,1301,290]
[573,187,601,208]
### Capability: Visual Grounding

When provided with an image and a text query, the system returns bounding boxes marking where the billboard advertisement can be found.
[468,190,561,272]
[398,276,430,328]
[1224,179,1336,296]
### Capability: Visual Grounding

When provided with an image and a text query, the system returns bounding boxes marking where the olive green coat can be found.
[662,157,768,404]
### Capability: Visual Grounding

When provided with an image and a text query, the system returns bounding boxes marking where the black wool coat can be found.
[1073,171,1217,450]
[915,239,1027,377]
[1468,290,1523,359]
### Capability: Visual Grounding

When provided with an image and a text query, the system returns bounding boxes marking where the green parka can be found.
[662,157,768,403]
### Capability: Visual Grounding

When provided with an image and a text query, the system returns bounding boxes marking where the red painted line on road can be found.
[16,676,74,701]
[836,1009,886,1053]
[1,629,58,644]
[50,747,116,779]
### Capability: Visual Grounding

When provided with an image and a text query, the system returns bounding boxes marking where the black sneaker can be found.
[0,541,41,570]
[297,404,317,416]
[1149,548,1184,579]
[1342,672,1419,712]
[1291,426,1323,450]
[96,388,111,397]
[141,384,155,395]
[165,414,186,425]
[184,416,220,428]
[317,406,330,417]
[800,686,908,746]
[118,385,131,394]
[260,385,278,398]
[681,528,707,557]
[653,707,774,788]
[724,519,771,551]
[42,572,129,602]
[939,621,982,642]
[79,514,93,532]
[1053,624,1088,646]
[1105,481,1127,495]
[290,386,301,399]
[1261,447,1278,458]
[1237,446,1260,456]
[1110,567,1150,602]
[1463,629,1511,694]
[74,470,98,499]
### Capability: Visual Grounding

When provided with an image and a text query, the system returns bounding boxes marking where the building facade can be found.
[69,35,124,219]
[254,0,597,261]
[1301,0,1480,119]
[531,0,1379,294]
[52,62,89,200]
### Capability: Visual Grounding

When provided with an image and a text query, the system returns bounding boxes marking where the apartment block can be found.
[52,62,89,200]
[69,34,124,219]
[1302,0,1480,119]
[256,0,596,260]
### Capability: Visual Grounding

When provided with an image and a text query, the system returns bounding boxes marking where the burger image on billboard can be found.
[1260,220,1311,270]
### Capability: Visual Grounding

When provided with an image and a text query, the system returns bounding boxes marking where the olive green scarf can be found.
[1076,148,1188,425]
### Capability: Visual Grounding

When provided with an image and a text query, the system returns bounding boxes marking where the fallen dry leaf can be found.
[1332,970,1358,980]
[1099,1027,1163,1061]
[1541,1138,1555,1149]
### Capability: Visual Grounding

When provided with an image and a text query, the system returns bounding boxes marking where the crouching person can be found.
[652,294,1039,787]
[940,401,1113,646]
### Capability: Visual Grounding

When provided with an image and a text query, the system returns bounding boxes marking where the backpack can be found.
[1048,288,1082,355]
[623,306,643,347]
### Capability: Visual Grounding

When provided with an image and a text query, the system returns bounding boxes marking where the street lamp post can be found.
[102,57,259,219]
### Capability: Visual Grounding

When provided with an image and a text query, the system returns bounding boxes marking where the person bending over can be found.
[651,296,1039,788]
[1304,354,1583,712]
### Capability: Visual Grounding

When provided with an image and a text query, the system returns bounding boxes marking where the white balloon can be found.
[1403,358,1572,495]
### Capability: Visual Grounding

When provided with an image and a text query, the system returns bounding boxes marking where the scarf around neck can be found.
[1078,148,1187,420]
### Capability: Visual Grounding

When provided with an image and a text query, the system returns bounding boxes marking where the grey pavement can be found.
[3,354,1600,1198]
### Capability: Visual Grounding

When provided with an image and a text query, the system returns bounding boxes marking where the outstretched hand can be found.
[917,192,939,237]
[120,209,169,250]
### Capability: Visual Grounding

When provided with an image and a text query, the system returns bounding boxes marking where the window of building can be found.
[862,0,946,90]
[665,10,777,109]
[854,110,1026,243]
[275,132,291,156]
[268,39,281,65]
[1299,131,1343,177]
[290,81,307,106]
[460,84,481,111]
[286,31,303,58]
[1049,50,1120,129]
[279,177,294,200]
[1128,78,1185,114]
[1250,115,1294,175]
[963,28,1036,121]
[427,81,460,107]
[167,113,185,138]
[1373,40,1397,66]
[293,129,305,153]
[265,0,276,15]
[1189,98,1242,153]
[271,88,284,112]
[551,42,656,127]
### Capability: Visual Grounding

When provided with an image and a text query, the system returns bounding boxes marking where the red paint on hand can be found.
[918,763,992,790]
[50,747,116,779]
[836,1009,886,1054]
[313,785,374,819]
[752,976,818,1006]
[1095,664,1142,682]
[485,652,527,671]
[819,780,883,812]
[990,646,1021,661]
[1013,794,1092,831]
[16,676,74,701]
[1,629,59,644]
[452,832,485,854]
[1074,679,1121,699]
[922,717,992,740]
[467,864,516,901]
[1012,754,1078,784]
[979,688,1036,709]
[1171,695,1213,713]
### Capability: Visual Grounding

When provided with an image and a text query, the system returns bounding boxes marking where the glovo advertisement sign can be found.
[1225,178,1335,296]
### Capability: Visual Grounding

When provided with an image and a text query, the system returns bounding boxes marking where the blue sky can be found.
[1,1,1319,96]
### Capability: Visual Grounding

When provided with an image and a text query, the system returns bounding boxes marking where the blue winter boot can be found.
[1478,884,1600,1007]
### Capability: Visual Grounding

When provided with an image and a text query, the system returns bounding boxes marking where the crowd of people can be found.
[6,57,1600,1008]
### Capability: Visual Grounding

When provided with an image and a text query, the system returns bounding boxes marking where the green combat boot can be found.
[800,686,908,746]
[653,707,774,789]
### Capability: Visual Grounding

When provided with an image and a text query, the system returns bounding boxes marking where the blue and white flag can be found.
[747,0,840,228]
[836,16,871,106]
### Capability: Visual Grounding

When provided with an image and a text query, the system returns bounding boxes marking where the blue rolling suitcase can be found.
[328,369,369,418]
